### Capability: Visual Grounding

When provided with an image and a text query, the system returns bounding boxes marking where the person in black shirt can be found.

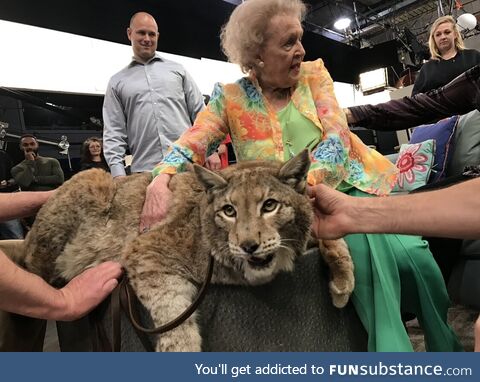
[80,137,109,172]
[413,15,480,95]
[0,149,23,239]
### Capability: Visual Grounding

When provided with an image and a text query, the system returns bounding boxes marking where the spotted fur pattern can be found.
[21,151,353,351]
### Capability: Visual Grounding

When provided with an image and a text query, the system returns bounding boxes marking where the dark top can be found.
[0,150,19,193]
[11,156,64,191]
[80,160,110,172]
[349,64,480,131]
[412,49,480,95]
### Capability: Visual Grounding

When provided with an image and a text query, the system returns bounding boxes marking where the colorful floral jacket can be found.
[153,59,398,195]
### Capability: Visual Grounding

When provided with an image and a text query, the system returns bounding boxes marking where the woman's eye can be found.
[222,205,236,217]
[262,199,278,213]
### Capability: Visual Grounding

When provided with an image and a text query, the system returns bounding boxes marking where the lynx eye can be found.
[222,204,236,217]
[261,199,278,213]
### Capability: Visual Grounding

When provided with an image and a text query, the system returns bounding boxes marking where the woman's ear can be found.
[255,55,265,69]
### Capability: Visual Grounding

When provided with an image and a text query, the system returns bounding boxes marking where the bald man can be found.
[103,12,221,178]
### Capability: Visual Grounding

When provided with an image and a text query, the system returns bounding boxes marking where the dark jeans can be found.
[0,220,24,239]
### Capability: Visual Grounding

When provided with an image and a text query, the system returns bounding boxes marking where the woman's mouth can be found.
[290,63,301,74]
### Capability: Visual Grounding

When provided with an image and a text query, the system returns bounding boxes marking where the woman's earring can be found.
[258,61,265,68]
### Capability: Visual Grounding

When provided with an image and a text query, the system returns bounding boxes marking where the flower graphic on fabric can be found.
[210,83,224,103]
[396,143,429,189]
[208,83,225,116]
[348,159,365,182]
[312,136,346,166]
[240,78,265,110]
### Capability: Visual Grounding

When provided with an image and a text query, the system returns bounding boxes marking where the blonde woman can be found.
[413,15,480,95]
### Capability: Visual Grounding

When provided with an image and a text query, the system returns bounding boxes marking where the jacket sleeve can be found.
[35,159,64,186]
[152,82,229,177]
[348,64,480,131]
[11,162,35,189]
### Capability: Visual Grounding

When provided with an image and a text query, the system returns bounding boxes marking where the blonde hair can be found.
[428,15,465,60]
[220,0,307,73]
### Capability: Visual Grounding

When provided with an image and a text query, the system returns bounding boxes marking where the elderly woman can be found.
[141,0,462,352]
[413,15,480,95]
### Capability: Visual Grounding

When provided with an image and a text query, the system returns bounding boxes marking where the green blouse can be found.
[278,101,352,192]
[278,101,321,161]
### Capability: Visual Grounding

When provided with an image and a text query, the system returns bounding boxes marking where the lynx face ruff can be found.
[20,151,353,351]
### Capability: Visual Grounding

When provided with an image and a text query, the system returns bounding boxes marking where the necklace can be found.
[278,102,296,160]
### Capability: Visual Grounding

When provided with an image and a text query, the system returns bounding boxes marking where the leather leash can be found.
[105,255,214,351]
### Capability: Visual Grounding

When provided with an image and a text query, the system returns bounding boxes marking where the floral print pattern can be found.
[153,59,398,195]
[395,142,433,190]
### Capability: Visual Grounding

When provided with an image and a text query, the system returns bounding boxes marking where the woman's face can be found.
[88,141,102,157]
[433,21,456,55]
[257,14,305,89]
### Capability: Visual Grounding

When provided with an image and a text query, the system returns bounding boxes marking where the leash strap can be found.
[111,280,122,352]
[110,255,214,351]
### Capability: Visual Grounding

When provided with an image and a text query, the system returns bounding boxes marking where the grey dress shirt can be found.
[102,54,205,177]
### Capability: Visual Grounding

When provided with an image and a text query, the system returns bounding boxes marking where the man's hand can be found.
[56,261,123,321]
[217,144,227,156]
[139,173,173,232]
[205,152,221,171]
[24,151,36,161]
[307,184,354,240]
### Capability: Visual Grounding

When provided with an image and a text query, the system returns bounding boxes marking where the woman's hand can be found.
[139,173,173,232]
[205,152,222,171]
[307,184,355,239]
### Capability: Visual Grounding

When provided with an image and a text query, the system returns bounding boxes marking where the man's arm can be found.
[346,65,480,130]
[182,69,205,123]
[0,191,53,221]
[35,159,64,186]
[11,162,35,189]
[0,250,122,321]
[102,83,128,177]
[308,178,480,240]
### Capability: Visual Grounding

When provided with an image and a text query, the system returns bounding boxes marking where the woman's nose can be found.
[296,41,305,57]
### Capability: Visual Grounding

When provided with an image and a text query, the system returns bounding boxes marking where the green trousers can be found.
[345,190,463,352]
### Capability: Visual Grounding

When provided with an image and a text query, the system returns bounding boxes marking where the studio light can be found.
[0,121,8,139]
[359,68,389,95]
[334,17,351,30]
[58,135,70,155]
[457,13,477,31]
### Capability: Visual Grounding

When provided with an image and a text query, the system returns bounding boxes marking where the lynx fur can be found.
[20,151,354,351]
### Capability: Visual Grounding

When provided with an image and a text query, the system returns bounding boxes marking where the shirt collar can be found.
[129,53,163,66]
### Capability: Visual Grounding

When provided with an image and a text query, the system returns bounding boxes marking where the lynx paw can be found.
[318,238,355,308]
[155,323,202,352]
[328,274,354,308]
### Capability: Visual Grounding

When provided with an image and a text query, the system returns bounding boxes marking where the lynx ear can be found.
[278,149,311,192]
[193,164,228,191]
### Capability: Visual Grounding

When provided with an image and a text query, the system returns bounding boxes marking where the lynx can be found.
[18,151,354,351]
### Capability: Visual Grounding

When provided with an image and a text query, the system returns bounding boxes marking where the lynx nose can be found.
[240,240,259,254]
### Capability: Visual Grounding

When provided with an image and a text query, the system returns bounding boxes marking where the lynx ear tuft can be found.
[193,164,228,191]
[278,149,311,192]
